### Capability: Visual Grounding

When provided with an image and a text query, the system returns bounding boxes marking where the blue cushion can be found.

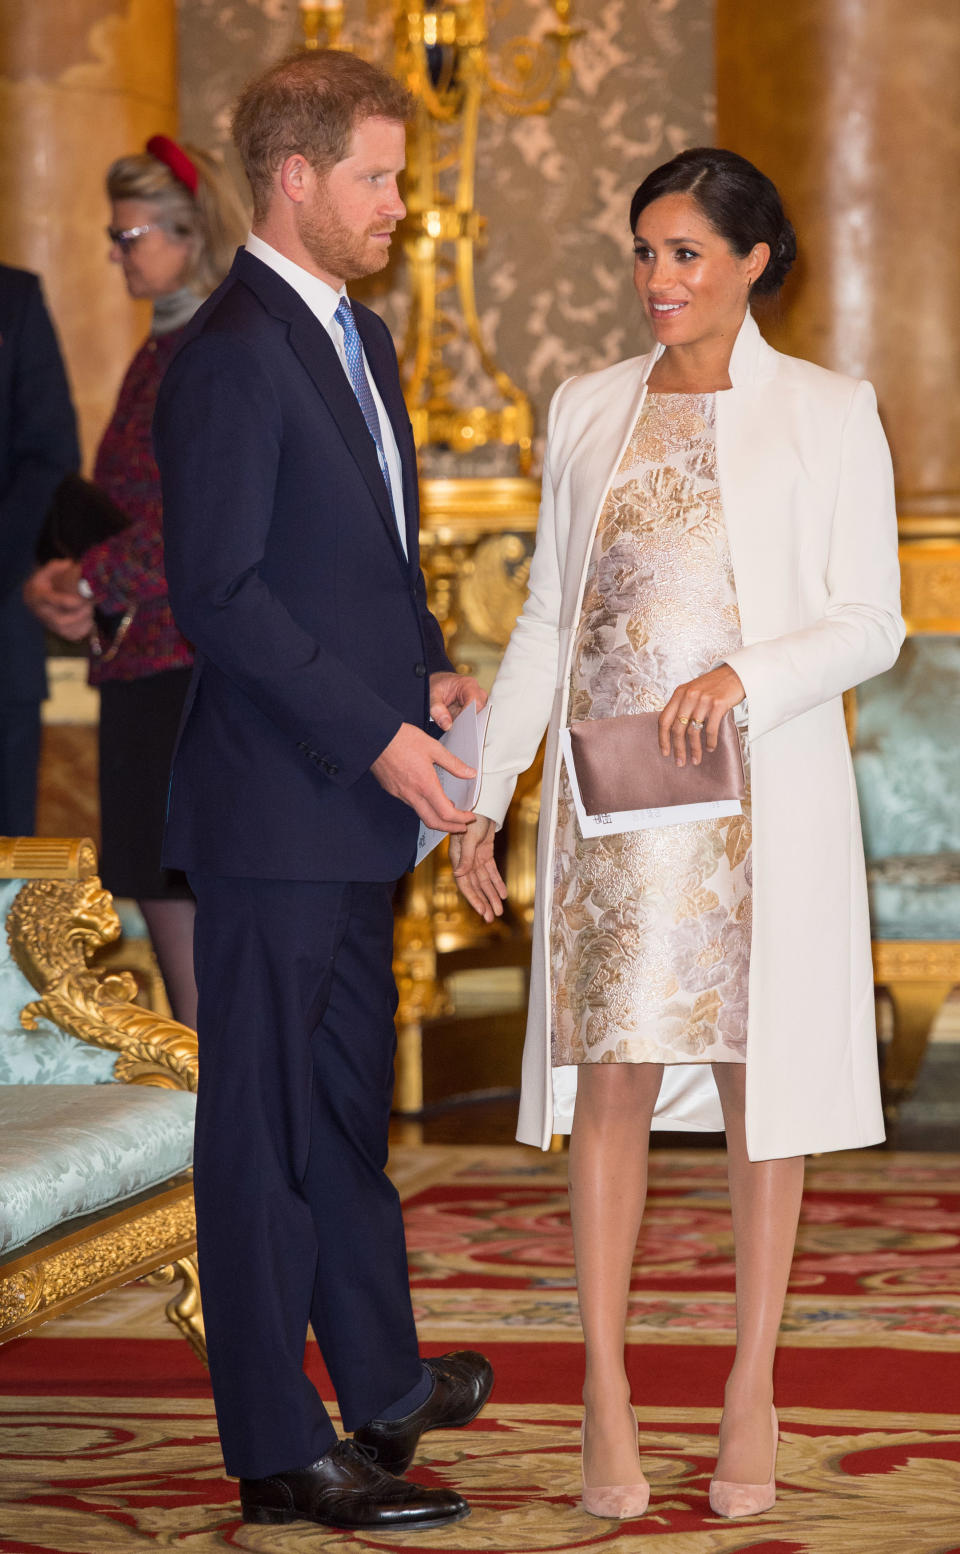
[855,637,960,860]
[867,853,960,940]
[0,879,117,1085]
[0,1084,195,1253]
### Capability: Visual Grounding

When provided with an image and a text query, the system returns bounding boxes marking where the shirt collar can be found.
[245,232,346,328]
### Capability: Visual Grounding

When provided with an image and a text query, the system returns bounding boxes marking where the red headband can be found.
[146,134,199,196]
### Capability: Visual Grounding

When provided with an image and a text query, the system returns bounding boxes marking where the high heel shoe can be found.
[709,1405,779,1519]
[580,1411,650,1520]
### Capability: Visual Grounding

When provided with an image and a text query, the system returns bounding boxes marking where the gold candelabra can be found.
[299,0,579,473]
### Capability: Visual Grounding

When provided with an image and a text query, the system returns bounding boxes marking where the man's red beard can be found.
[298,195,394,283]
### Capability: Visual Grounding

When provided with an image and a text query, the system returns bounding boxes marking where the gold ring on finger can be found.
[677,716,690,725]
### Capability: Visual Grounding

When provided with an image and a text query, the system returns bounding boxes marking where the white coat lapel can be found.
[716,312,803,646]
[557,355,661,628]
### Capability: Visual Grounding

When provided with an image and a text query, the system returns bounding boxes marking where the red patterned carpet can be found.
[2,1146,960,1552]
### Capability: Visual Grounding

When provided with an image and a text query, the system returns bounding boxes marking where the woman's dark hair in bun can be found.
[629,147,796,297]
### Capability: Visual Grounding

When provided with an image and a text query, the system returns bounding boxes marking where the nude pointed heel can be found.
[709,1405,779,1519]
[580,1415,650,1520]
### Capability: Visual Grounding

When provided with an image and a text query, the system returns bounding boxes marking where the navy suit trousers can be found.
[0,701,40,834]
[189,873,423,1479]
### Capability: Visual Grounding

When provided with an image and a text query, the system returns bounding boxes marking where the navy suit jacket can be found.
[154,249,452,882]
[0,265,79,704]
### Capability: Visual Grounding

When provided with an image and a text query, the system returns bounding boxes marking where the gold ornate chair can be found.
[0,837,205,1358]
[852,540,960,1113]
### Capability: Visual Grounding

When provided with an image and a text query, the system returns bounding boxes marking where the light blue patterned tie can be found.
[334,296,396,518]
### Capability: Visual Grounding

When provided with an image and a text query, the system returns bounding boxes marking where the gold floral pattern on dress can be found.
[551,393,752,1068]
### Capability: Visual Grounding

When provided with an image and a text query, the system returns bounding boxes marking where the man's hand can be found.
[371,721,478,832]
[658,662,745,767]
[429,671,486,731]
[23,560,94,642]
[450,815,507,922]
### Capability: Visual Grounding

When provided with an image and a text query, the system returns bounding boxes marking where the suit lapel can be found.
[235,252,406,566]
[287,315,407,565]
[354,303,420,569]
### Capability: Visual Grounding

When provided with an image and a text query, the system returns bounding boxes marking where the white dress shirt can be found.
[245,232,407,556]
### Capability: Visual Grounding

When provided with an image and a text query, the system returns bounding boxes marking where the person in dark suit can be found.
[0,265,80,834]
[153,49,493,1533]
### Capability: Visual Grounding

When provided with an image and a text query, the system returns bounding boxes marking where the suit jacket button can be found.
[414,662,427,677]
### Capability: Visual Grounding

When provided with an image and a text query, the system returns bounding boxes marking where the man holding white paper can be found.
[155,49,493,1534]
[416,701,492,861]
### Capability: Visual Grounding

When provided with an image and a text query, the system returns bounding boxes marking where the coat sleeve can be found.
[0,275,79,591]
[154,329,404,788]
[474,382,570,826]
[724,378,905,741]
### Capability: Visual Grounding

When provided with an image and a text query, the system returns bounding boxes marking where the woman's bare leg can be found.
[712,1062,804,1483]
[138,896,198,1029]
[568,1062,664,1486]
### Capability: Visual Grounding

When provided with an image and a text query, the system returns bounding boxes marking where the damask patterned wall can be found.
[178,0,714,473]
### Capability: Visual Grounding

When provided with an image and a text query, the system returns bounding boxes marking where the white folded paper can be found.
[560,726,741,839]
[416,701,492,863]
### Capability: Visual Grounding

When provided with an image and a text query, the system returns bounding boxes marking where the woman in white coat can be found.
[452,148,903,1522]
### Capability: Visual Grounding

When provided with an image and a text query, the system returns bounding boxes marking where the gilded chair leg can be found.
[882,980,953,1111]
[148,1255,207,1364]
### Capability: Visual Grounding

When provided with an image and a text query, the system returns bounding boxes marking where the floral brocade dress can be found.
[550,392,752,1068]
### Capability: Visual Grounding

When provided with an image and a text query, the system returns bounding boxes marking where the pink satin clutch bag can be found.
[567,710,745,816]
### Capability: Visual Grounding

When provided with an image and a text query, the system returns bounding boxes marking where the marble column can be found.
[0,1,178,463]
[716,1,960,524]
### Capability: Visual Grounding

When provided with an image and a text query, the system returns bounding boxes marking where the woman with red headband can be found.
[25,136,248,1026]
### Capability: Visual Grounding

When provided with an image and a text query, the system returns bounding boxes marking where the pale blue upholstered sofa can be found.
[0,838,204,1356]
[853,633,960,1108]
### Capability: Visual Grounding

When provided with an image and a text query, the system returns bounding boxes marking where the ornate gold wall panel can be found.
[716,0,960,521]
[898,541,960,634]
[0,0,178,464]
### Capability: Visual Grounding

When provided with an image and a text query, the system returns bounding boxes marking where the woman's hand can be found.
[23,560,94,642]
[449,814,507,923]
[429,671,487,732]
[659,663,745,766]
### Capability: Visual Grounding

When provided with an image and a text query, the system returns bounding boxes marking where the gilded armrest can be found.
[4,862,197,1093]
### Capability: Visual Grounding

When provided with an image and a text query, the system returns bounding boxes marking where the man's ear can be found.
[279,154,313,205]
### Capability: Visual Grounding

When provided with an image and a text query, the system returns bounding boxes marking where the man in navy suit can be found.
[153,50,493,1533]
[0,266,79,834]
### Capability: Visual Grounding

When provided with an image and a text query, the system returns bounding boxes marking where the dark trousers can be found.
[189,873,423,1480]
[0,701,41,835]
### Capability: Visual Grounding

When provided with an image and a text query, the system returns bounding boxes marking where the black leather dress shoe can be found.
[353,1350,495,1475]
[239,1439,469,1529]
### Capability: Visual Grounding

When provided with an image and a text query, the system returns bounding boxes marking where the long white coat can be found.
[475,312,905,1161]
